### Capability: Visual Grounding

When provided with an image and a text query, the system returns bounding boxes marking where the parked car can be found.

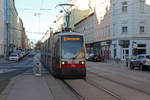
[88,54,104,62]
[9,53,20,62]
[86,53,90,60]
[87,53,94,61]
[14,50,22,58]
[28,51,36,56]
[129,54,150,70]
[93,55,104,62]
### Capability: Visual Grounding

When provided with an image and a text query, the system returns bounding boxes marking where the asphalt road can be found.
[1,58,150,100]
[86,61,150,100]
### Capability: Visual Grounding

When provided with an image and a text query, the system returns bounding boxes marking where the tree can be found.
[35,41,42,50]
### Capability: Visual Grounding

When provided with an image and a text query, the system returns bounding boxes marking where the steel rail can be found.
[88,71,150,96]
[84,80,126,100]
[61,79,85,100]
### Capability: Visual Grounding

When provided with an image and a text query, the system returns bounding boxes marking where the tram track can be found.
[62,79,126,100]
[61,79,85,100]
[88,71,150,96]
[84,79,125,100]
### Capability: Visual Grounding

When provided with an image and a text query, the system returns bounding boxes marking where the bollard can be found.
[35,62,41,76]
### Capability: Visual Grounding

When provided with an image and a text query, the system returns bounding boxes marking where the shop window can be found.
[137,49,146,54]
[138,44,146,47]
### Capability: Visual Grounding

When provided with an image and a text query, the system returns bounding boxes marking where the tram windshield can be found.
[61,35,85,59]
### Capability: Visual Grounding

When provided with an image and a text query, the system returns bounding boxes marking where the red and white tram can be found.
[41,32,86,78]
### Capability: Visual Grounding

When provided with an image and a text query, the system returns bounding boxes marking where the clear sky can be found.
[15,0,69,44]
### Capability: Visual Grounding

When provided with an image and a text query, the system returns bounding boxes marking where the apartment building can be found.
[74,0,150,60]
[110,0,150,60]
[0,0,4,56]
[75,13,95,54]
[74,0,111,59]
[9,0,18,52]
[17,17,24,49]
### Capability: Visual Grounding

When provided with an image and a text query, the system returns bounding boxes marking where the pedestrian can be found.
[115,56,119,64]
[125,54,129,67]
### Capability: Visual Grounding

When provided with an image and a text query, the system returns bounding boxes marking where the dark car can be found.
[129,54,150,70]
[88,54,104,62]
[93,55,104,62]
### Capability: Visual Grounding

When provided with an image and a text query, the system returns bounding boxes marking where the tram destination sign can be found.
[64,37,80,41]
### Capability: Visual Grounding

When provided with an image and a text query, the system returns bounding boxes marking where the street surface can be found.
[0,57,150,100]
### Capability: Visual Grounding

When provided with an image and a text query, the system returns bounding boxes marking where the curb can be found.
[0,62,12,64]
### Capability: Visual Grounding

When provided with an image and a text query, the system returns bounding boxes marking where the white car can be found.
[9,53,20,61]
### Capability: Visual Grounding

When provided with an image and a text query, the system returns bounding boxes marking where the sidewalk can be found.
[103,59,126,66]
[0,75,54,100]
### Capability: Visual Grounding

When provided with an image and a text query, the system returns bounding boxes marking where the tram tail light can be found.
[79,61,85,65]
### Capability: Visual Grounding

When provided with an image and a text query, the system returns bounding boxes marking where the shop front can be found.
[111,40,150,60]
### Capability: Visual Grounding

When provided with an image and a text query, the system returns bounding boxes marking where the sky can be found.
[15,0,69,44]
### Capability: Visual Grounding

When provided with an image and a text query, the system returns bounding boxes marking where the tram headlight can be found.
[61,61,68,65]
[80,61,85,65]
[61,61,65,65]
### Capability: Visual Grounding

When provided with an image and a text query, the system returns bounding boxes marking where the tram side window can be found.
[54,42,57,57]
[55,39,60,58]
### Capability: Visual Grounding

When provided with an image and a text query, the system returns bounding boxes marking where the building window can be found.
[140,0,145,12]
[122,26,128,32]
[140,26,145,32]
[138,44,146,47]
[113,3,115,15]
[113,24,115,36]
[122,2,127,13]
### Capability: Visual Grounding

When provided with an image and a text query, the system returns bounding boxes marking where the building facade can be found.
[74,0,111,59]
[74,0,150,60]
[75,13,95,54]
[68,0,90,30]
[2,0,27,57]
[0,0,5,56]
[110,0,150,60]
[9,0,18,53]
[17,17,24,49]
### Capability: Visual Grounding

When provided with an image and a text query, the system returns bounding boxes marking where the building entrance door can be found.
[122,48,129,60]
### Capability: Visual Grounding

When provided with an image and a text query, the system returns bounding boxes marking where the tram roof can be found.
[58,32,84,36]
